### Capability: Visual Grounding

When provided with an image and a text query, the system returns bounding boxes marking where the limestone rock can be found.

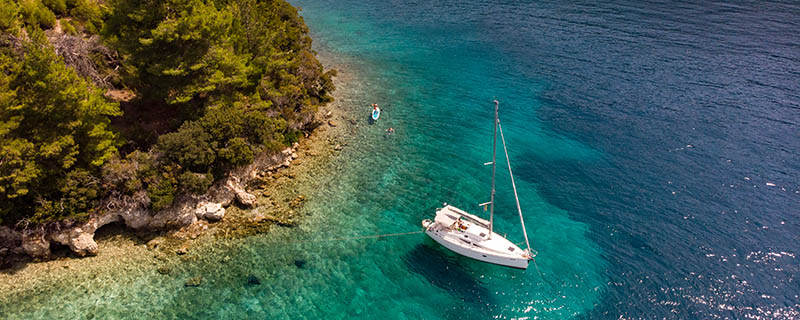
[21,233,50,258]
[120,206,152,230]
[69,231,98,256]
[208,184,235,207]
[6,120,314,259]
[49,230,71,247]
[228,183,256,208]
[195,202,225,221]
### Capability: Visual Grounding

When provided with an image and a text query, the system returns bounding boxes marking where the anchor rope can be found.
[285,230,424,244]
[531,257,544,279]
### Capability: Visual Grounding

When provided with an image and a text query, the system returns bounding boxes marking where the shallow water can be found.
[2,0,799,319]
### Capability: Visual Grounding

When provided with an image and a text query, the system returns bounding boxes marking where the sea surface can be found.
[3,0,800,319]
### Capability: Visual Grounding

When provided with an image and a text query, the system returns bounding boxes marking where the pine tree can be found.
[0,29,121,223]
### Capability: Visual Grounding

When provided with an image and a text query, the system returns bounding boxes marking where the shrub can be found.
[178,171,213,195]
[19,0,56,29]
[157,122,217,173]
[42,0,67,15]
[67,0,105,33]
[217,137,254,169]
[148,174,177,211]
[60,18,77,35]
[0,0,19,33]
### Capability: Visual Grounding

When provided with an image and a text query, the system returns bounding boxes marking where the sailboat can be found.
[422,100,534,269]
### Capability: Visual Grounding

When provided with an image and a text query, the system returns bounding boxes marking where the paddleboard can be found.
[372,109,380,120]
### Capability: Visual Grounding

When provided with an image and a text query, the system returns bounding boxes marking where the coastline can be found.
[0,52,364,303]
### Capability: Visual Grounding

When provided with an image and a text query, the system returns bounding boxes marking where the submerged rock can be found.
[184,276,203,287]
[246,275,261,286]
[294,259,307,269]
[157,266,171,275]
[176,243,189,255]
[146,238,163,250]
[288,195,306,209]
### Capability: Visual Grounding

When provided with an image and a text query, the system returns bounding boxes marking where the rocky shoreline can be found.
[0,67,355,268]
[0,143,298,261]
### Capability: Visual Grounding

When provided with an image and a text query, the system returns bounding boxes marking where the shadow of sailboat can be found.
[403,243,494,312]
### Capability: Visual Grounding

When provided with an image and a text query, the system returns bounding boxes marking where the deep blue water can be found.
[289,0,800,318]
[2,0,798,319]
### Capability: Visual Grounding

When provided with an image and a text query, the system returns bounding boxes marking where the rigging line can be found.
[284,230,424,244]
[498,122,532,254]
[531,257,544,279]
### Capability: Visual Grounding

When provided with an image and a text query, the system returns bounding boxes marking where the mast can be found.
[488,100,499,238]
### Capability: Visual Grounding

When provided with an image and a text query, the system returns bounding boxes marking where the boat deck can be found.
[431,205,527,259]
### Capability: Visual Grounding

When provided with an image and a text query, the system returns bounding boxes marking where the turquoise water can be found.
[4,0,799,318]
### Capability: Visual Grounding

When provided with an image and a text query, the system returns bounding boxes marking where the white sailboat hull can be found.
[422,206,530,269]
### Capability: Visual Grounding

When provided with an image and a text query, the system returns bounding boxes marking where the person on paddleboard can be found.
[371,103,381,121]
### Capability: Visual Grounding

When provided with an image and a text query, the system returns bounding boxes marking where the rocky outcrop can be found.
[21,232,50,258]
[227,177,257,208]
[1,144,300,260]
[195,202,225,221]
[0,227,21,254]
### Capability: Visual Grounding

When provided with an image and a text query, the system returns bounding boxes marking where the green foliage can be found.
[66,0,107,34]
[148,171,177,211]
[60,18,77,35]
[19,0,56,29]
[1,0,335,222]
[6,0,108,33]
[0,29,121,224]
[0,0,20,33]
[104,0,247,104]
[42,0,67,15]
[218,137,253,168]
[104,0,334,113]
[157,121,217,172]
[178,171,212,195]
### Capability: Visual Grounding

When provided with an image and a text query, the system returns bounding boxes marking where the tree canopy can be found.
[0,29,121,223]
[0,0,334,225]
